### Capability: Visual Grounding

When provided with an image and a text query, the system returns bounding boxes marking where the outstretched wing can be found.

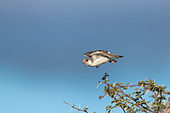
[84,50,109,57]
[84,50,123,59]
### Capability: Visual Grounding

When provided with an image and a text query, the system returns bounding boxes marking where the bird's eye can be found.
[86,59,88,61]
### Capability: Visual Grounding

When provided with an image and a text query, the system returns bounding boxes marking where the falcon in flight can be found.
[83,50,123,68]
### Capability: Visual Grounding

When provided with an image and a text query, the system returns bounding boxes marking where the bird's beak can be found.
[83,60,87,63]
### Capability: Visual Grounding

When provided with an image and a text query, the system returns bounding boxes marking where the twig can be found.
[112,96,126,113]
[105,83,147,112]
[139,96,153,112]
[64,101,88,113]
[163,97,170,113]
[105,82,155,113]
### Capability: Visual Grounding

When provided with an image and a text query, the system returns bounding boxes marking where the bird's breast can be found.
[91,57,109,66]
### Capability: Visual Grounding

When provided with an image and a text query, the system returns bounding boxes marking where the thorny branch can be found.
[99,73,170,113]
[64,101,88,113]
[65,73,170,113]
[105,81,151,113]
[163,98,170,113]
[112,96,126,113]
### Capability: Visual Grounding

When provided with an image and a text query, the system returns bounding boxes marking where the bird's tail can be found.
[119,55,124,58]
[112,54,124,59]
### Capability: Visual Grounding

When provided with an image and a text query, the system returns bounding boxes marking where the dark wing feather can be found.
[84,50,109,57]
[84,50,123,59]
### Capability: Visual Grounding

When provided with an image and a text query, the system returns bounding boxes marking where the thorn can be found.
[103,94,108,99]
[97,81,102,88]
[69,108,73,113]
[145,90,150,95]
[113,82,117,86]
[79,104,81,109]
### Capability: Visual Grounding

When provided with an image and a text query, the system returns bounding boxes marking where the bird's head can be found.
[83,58,92,66]
[83,58,88,63]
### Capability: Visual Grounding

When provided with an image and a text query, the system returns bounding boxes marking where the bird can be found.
[83,50,123,68]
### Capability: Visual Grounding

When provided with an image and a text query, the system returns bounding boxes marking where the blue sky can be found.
[0,0,170,113]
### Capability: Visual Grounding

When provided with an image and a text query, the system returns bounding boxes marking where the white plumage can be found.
[83,50,123,68]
